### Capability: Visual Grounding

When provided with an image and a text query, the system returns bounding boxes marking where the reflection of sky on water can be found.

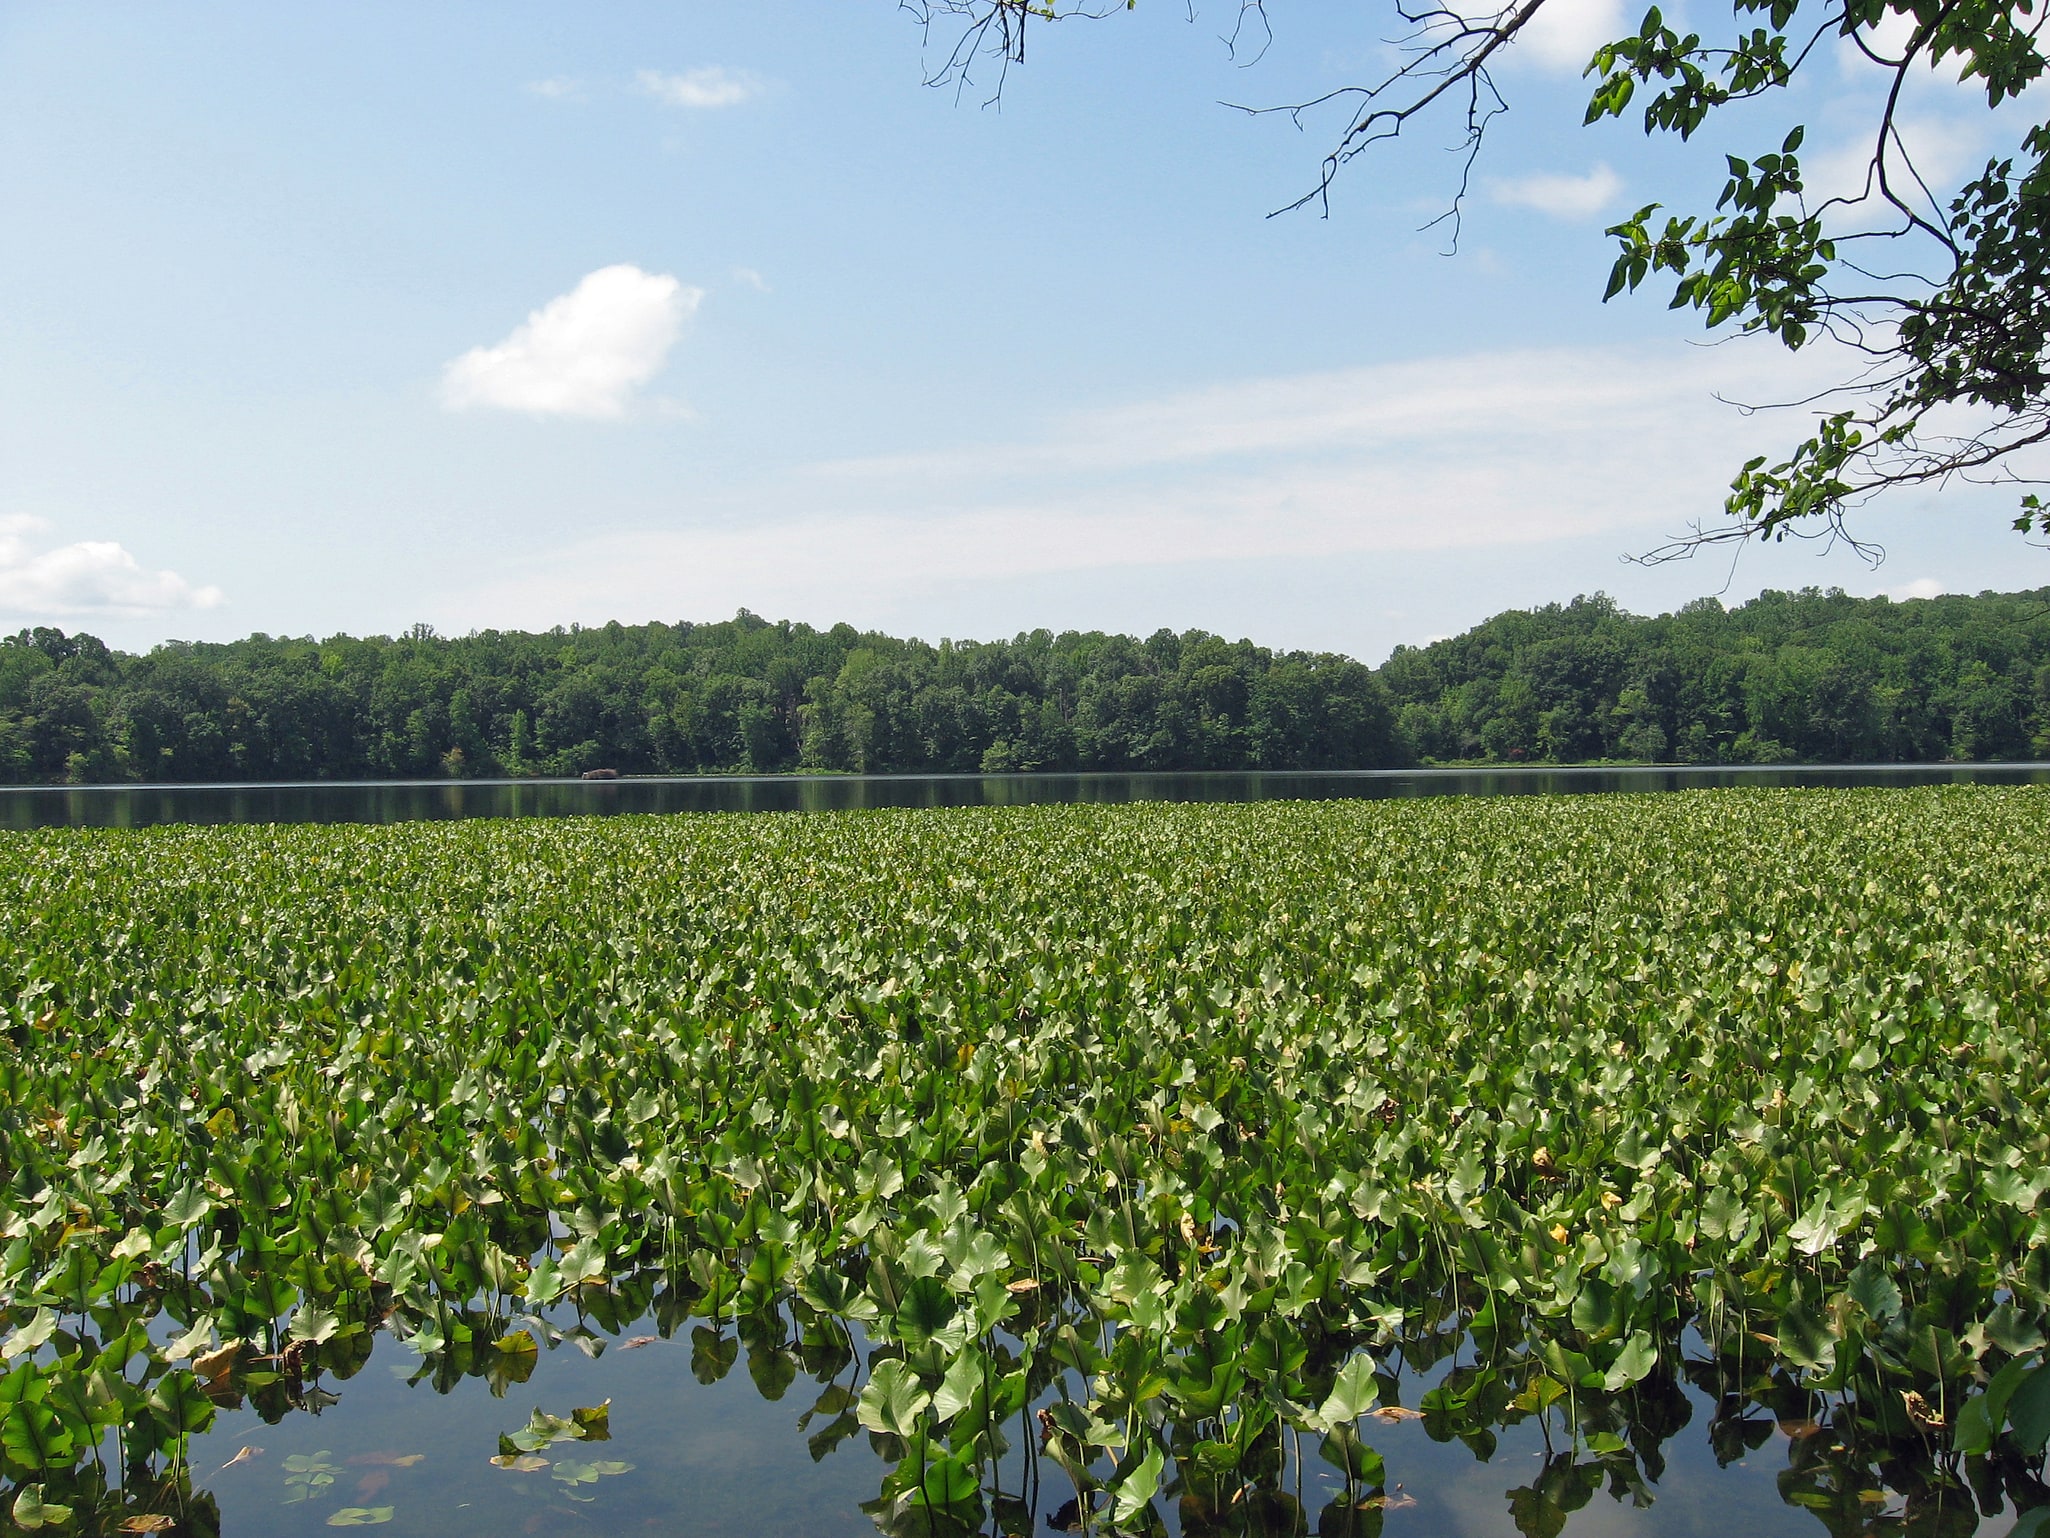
[171,1306,2033,1538]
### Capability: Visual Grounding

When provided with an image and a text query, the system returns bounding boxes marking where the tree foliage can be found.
[0,588,2044,784]
[919,0,2050,550]
[1385,585,2050,762]
[0,615,1403,784]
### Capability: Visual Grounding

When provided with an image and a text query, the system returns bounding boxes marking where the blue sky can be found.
[1,0,2042,661]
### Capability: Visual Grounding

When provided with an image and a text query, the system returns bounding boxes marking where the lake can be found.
[3,761,2047,828]
[166,1290,2025,1538]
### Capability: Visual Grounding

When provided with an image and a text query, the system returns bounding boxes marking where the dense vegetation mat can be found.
[2,788,2048,1535]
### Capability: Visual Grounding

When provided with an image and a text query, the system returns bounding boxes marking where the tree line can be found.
[0,613,1400,783]
[1385,586,2050,764]
[1,585,2044,784]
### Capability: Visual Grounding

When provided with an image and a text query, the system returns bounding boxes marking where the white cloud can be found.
[438,342,1858,631]
[636,66,764,109]
[1888,576,1945,599]
[0,516,223,618]
[731,266,771,292]
[1805,113,1988,223]
[525,76,583,101]
[1513,0,1627,71]
[439,265,702,419]
[1488,162,1624,218]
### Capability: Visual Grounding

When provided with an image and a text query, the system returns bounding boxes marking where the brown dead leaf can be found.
[118,1518,177,1534]
[1005,1278,1041,1293]
[490,1454,549,1472]
[618,1335,661,1350]
[217,1445,262,1471]
[1901,1391,1945,1432]
[193,1342,240,1385]
[1369,1406,1423,1424]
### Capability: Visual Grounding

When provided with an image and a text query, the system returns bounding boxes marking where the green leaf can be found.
[909,1449,980,1509]
[857,1359,931,1439]
[1110,1441,1165,1526]
[2,1398,77,1470]
[1316,1423,1386,1487]
[2011,1364,2050,1457]
[324,1507,395,1526]
[558,1238,608,1288]
[1,1308,57,1362]
[931,1348,985,1423]
[893,1275,957,1348]
[290,1302,341,1345]
[1319,1355,1380,1424]
[10,1484,72,1530]
[1775,1299,1836,1373]
[523,1253,566,1303]
[162,1185,214,1229]
[1602,1330,1657,1391]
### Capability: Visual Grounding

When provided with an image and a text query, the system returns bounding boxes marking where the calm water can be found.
[165,1300,2023,1538]
[3,763,2047,829]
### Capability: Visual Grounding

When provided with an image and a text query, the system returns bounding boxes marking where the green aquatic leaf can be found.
[893,1275,957,1348]
[1776,1299,1837,1373]
[1316,1424,1386,1487]
[324,1509,394,1527]
[2,1308,57,1362]
[282,1450,341,1504]
[2,1397,77,1470]
[907,1449,979,1510]
[289,1302,341,1344]
[10,1483,73,1530]
[857,1359,931,1439]
[1320,1355,1381,1425]
[2011,1365,2050,1457]
[1602,1331,1657,1392]
[161,1185,213,1230]
[559,1238,608,1289]
[930,1347,985,1423]
[522,1254,565,1303]
[1109,1441,1165,1526]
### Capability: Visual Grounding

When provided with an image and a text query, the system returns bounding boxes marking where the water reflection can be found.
[51,1281,2035,1538]
[3,764,2047,830]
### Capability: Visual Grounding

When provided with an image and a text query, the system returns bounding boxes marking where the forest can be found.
[0,585,2044,783]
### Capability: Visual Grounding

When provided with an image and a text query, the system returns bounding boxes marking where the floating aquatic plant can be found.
[0,790,2045,1533]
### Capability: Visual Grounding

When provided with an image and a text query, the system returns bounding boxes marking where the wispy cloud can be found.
[439,265,702,420]
[1509,0,1626,72]
[731,266,771,293]
[636,66,765,110]
[525,76,583,101]
[439,342,1853,630]
[1888,577,1945,600]
[1805,113,1989,228]
[0,516,223,618]
[1488,163,1624,218]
